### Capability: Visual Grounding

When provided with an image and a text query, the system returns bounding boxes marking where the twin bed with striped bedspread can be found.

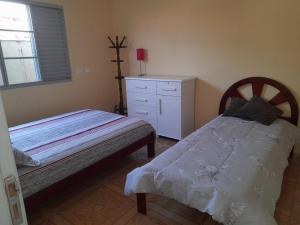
[9,109,154,198]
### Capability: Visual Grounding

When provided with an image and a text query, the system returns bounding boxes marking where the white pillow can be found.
[12,146,40,167]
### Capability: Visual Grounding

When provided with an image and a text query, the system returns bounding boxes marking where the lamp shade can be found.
[136,48,145,61]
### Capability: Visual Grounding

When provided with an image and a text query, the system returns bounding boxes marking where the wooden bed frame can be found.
[25,131,155,212]
[136,76,299,215]
[219,77,298,126]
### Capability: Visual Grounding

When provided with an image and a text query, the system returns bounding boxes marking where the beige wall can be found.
[111,0,300,128]
[2,0,300,130]
[1,0,117,126]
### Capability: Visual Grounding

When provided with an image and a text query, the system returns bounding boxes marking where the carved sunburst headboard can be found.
[219,77,299,126]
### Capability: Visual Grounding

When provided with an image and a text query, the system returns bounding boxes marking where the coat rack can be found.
[108,35,127,115]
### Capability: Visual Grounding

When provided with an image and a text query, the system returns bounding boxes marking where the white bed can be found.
[125,116,300,225]
[124,77,300,225]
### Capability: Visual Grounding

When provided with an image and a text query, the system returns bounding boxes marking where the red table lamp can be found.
[136,48,145,76]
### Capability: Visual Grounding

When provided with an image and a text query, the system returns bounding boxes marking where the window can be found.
[0,1,71,88]
[0,1,40,86]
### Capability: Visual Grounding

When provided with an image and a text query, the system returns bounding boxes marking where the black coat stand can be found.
[108,35,127,115]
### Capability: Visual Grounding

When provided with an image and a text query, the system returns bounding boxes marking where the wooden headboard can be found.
[219,77,299,126]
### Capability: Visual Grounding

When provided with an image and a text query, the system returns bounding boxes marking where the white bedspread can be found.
[125,116,300,225]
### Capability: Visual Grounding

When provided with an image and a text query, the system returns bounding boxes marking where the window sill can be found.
[0,78,72,90]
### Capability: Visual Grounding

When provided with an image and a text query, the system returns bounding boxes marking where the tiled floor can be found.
[27,137,300,225]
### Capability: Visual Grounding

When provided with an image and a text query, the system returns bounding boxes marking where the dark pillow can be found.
[223,97,252,120]
[239,96,283,125]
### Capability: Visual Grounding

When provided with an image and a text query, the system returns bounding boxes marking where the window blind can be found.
[30,4,71,82]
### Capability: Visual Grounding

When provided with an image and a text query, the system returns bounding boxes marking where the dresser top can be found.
[125,75,196,82]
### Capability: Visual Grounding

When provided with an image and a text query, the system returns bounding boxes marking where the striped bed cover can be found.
[10,109,154,198]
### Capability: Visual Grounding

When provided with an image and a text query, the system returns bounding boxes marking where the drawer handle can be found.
[162,87,177,91]
[135,97,148,102]
[159,99,162,115]
[136,110,149,115]
[135,86,148,89]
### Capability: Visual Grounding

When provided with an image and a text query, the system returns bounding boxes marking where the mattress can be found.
[125,116,300,225]
[10,109,154,198]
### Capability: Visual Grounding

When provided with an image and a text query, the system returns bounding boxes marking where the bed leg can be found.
[147,132,155,158]
[137,193,147,214]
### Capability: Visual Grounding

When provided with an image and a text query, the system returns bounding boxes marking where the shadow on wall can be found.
[195,79,223,128]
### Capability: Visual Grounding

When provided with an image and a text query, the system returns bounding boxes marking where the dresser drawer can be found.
[126,79,156,94]
[127,92,156,107]
[157,81,181,96]
[127,104,156,120]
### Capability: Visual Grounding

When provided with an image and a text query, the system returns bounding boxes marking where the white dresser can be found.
[125,75,196,140]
